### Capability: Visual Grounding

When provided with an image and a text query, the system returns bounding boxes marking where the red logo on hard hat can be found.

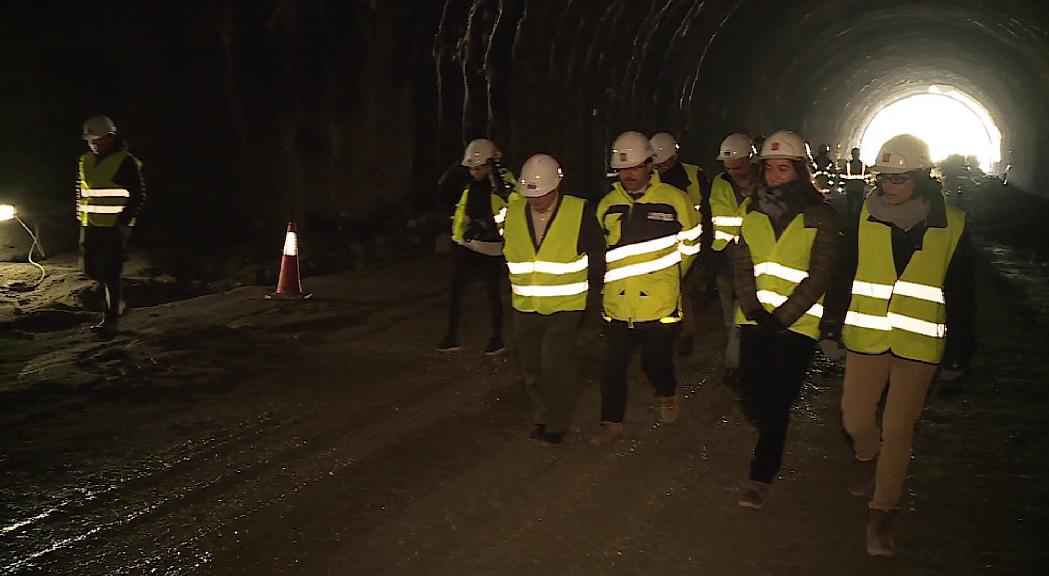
[882,153,892,163]
[619,153,628,161]
[527,183,538,190]
[771,142,780,151]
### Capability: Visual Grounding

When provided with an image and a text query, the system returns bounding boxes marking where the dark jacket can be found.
[822,193,975,367]
[735,185,842,329]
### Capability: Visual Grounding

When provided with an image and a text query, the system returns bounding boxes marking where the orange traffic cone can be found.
[266,221,312,300]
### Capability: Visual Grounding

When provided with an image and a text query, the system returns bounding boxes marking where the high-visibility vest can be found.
[709,173,749,251]
[78,150,140,227]
[682,162,705,213]
[503,195,588,314]
[842,202,965,364]
[735,210,824,340]
[597,176,700,324]
[841,160,868,194]
[450,170,518,255]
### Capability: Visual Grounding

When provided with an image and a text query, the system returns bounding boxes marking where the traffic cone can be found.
[267,221,312,300]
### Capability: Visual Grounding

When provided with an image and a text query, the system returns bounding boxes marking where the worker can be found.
[812,143,836,196]
[733,130,841,509]
[77,114,147,340]
[820,134,974,556]
[841,147,870,215]
[591,131,701,445]
[504,153,605,445]
[650,132,710,356]
[438,138,518,355]
[709,133,762,390]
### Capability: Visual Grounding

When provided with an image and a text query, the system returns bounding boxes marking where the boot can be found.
[589,421,623,445]
[866,509,897,556]
[848,457,877,496]
[737,481,771,509]
[660,393,680,424]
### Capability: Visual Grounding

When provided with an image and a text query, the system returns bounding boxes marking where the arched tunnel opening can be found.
[2,2,1049,573]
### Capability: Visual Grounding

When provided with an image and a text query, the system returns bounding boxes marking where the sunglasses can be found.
[877,174,911,185]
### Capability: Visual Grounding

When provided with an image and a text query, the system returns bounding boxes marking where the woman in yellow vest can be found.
[503,154,605,445]
[733,130,841,509]
[821,134,974,556]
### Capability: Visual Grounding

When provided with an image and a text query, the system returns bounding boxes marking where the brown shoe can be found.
[660,393,680,424]
[590,421,623,445]
[866,509,897,556]
[737,481,771,509]
[848,457,877,496]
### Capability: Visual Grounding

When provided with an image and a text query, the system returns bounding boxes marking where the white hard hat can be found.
[759,130,810,161]
[717,133,756,161]
[872,134,933,174]
[82,115,117,141]
[649,132,679,164]
[518,153,563,198]
[461,138,499,167]
[610,131,654,169]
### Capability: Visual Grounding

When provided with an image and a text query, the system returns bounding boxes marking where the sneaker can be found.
[529,424,546,442]
[589,421,623,446]
[483,337,506,355]
[540,430,566,446]
[676,335,694,358]
[848,458,877,496]
[866,509,897,556]
[660,394,680,424]
[737,481,771,509]
[436,335,462,352]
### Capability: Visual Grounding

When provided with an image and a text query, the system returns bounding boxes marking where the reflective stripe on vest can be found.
[78,151,139,227]
[842,202,965,363]
[450,170,517,245]
[734,210,823,340]
[710,174,746,251]
[503,195,589,314]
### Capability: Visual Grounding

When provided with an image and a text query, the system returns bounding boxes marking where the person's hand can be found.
[819,338,843,361]
[752,308,784,337]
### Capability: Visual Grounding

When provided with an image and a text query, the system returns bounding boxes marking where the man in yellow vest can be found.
[821,134,974,556]
[77,115,146,339]
[504,154,605,445]
[439,138,518,354]
[841,147,870,215]
[591,131,701,445]
[709,133,762,389]
[650,132,710,357]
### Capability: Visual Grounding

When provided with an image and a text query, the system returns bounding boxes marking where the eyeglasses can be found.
[877,174,911,185]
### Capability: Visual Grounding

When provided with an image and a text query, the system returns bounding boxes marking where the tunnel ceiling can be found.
[434,0,1049,195]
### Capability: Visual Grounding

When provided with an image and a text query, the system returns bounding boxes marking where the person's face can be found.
[617,161,652,193]
[724,157,755,187]
[877,173,917,205]
[763,159,799,188]
[851,148,861,160]
[652,154,678,174]
[87,133,117,155]
[467,163,491,182]
[527,189,559,212]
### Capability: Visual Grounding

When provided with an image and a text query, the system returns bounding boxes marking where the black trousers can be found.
[739,326,816,484]
[600,320,680,423]
[80,226,129,322]
[514,311,582,435]
[445,244,504,339]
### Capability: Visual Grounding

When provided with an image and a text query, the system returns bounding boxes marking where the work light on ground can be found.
[0,202,47,287]
[0,204,14,222]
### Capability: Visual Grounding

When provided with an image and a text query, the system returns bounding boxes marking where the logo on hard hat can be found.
[771,142,780,151]
[618,152,628,162]
[526,183,538,190]
[882,153,892,163]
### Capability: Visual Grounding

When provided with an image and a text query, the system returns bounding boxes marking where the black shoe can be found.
[529,424,546,441]
[436,335,462,352]
[541,431,566,446]
[483,337,506,355]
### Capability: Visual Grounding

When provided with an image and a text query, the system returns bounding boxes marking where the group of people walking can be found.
[439,129,974,557]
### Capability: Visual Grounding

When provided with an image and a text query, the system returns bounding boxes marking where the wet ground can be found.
[1,235,1048,574]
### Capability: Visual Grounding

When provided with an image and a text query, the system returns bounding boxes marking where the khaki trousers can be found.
[841,351,937,510]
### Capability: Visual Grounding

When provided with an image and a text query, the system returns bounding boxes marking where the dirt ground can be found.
[1,234,1047,574]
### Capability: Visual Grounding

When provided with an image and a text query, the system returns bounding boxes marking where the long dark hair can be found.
[763,158,825,204]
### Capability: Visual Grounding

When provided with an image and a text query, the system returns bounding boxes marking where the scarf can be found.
[867,191,930,232]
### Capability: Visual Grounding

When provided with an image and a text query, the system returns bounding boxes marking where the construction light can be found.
[0,204,14,222]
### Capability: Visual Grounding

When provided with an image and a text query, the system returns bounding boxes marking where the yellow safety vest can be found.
[597,174,700,324]
[682,162,705,213]
[709,173,749,251]
[735,210,824,340]
[503,195,588,314]
[450,170,518,254]
[78,150,141,227]
[842,202,965,364]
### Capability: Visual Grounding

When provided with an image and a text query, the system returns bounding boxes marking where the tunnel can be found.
[2,2,1049,574]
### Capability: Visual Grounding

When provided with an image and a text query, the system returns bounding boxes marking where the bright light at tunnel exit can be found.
[859,88,1002,173]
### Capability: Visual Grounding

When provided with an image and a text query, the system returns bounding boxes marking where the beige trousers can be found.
[841,352,937,511]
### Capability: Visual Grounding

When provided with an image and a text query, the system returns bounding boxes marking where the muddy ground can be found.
[1,224,1048,574]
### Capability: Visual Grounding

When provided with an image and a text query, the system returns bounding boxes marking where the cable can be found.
[6,215,47,290]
